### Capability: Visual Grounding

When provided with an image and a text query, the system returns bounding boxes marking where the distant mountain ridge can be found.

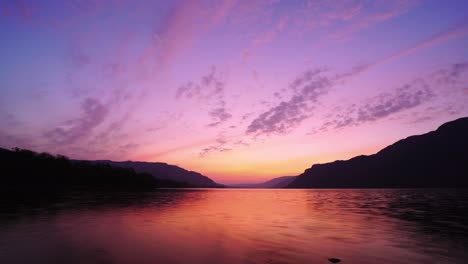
[230,176,296,188]
[94,160,221,187]
[265,176,297,188]
[288,117,468,188]
[0,148,190,192]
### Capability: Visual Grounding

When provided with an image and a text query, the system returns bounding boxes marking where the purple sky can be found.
[1,0,468,184]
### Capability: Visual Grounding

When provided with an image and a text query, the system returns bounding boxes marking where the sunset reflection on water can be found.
[1,189,468,264]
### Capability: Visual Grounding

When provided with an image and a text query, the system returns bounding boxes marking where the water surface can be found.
[1,189,468,264]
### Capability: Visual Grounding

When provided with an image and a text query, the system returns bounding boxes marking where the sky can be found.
[1,0,468,184]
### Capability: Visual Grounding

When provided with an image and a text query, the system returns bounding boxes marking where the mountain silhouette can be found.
[270,176,297,188]
[0,148,190,193]
[94,160,221,188]
[230,176,296,188]
[288,117,468,188]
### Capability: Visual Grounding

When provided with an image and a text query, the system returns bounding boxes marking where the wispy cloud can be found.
[144,0,206,71]
[356,84,434,122]
[246,68,330,135]
[175,68,225,102]
[207,108,233,127]
[146,112,183,133]
[140,0,244,74]
[242,0,415,53]
[369,18,468,68]
[406,104,466,125]
[324,0,418,41]
[246,66,365,136]
[246,16,468,135]
[176,67,232,127]
[344,83,433,126]
[252,17,468,137]
[1,0,110,30]
[312,62,468,133]
[197,133,252,158]
[199,135,231,158]
[44,97,108,145]
[431,62,468,88]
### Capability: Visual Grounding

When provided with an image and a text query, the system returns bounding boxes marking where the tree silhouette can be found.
[1,147,190,193]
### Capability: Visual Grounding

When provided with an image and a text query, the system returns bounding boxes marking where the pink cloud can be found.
[327,0,417,41]
[246,68,333,135]
[176,67,232,127]
[312,62,468,133]
[375,19,468,66]
[44,97,108,145]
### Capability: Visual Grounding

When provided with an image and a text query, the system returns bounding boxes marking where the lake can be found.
[1,189,468,264]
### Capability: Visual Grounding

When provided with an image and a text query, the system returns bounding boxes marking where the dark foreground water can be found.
[1,189,468,264]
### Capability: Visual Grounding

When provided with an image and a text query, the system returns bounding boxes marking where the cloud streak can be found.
[368,18,468,69]
[325,0,417,41]
[44,97,108,145]
[199,135,231,158]
[313,62,468,133]
[208,108,233,127]
[318,85,433,131]
[246,66,366,136]
[248,17,468,137]
[176,67,232,127]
